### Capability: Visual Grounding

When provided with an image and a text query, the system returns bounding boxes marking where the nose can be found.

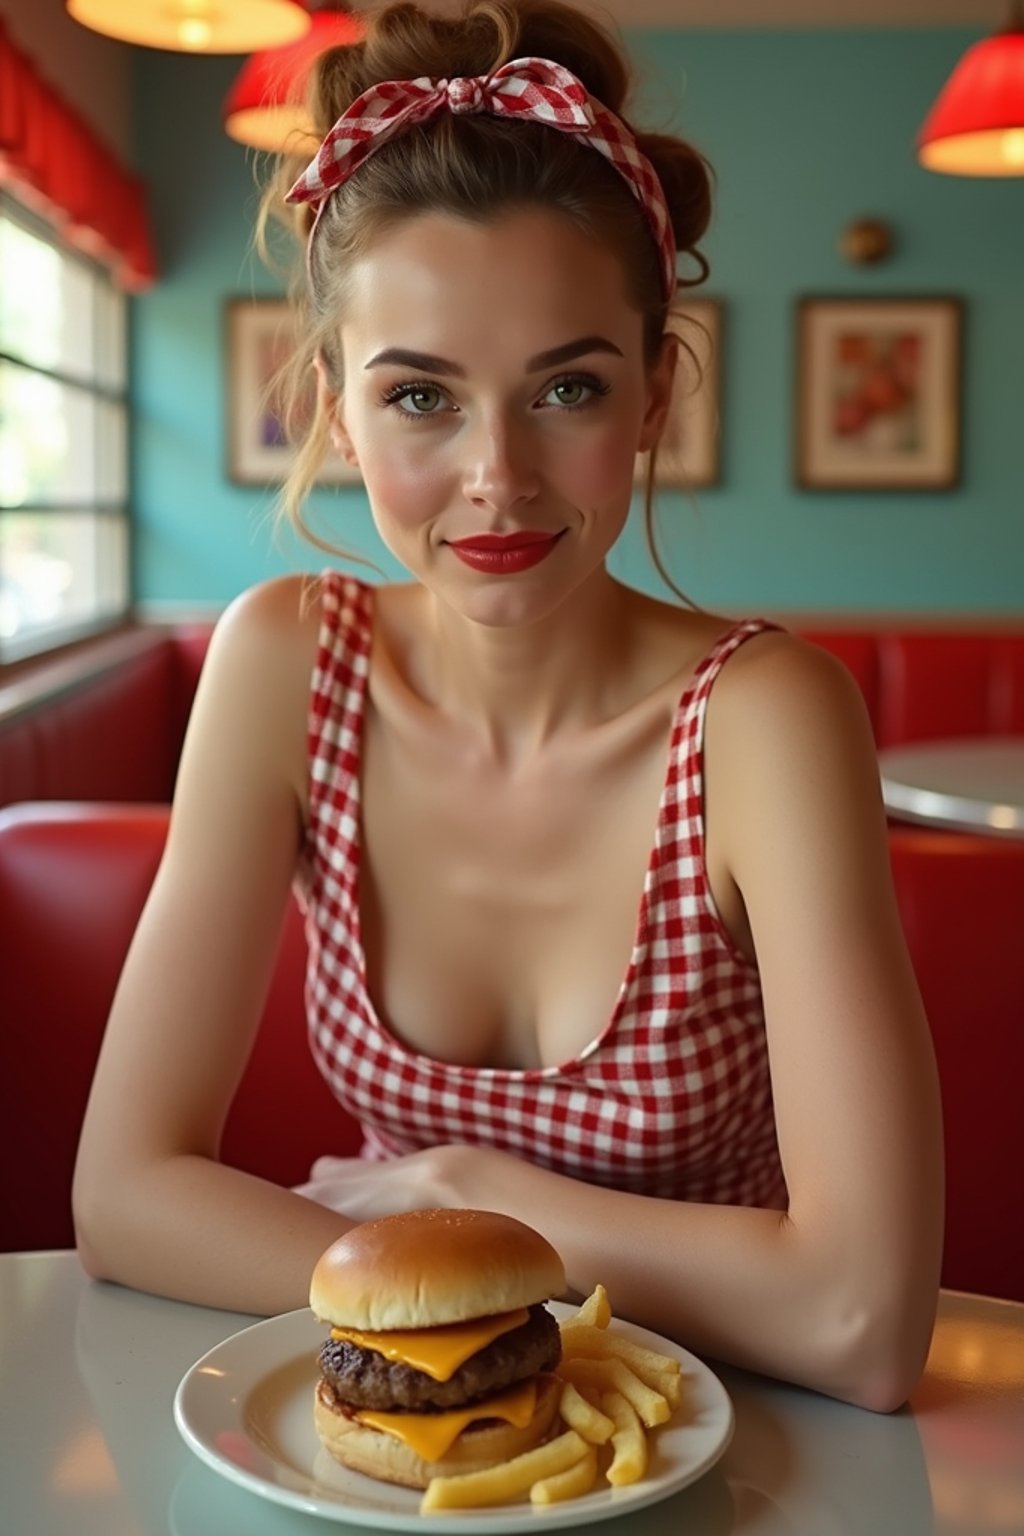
[461,413,540,514]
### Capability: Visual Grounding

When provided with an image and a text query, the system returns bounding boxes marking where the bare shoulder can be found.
[613,591,869,743]
[177,574,325,818]
[195,575,325,727]
[207,573,323,665]
[704,626,887,887]
[710,626,875,757]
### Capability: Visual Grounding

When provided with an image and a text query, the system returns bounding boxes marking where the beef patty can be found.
[318,1302,562,1412]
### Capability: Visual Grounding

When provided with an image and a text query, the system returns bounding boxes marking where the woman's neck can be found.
[412,570,642,767]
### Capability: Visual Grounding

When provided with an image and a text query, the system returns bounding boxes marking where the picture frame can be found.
[794,296,963,491]
[635,298,723,490]
[224,296,360,487]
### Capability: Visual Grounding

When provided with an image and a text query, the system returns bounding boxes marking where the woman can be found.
[73,0,943,1412]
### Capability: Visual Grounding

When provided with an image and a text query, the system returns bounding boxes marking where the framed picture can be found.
[224,296,360,487]
[794,296,963,490]
[635,298,723,489]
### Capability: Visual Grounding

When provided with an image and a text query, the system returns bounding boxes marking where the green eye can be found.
[551,379,586,407]
[399,385,442,414]
[542,373,609,410]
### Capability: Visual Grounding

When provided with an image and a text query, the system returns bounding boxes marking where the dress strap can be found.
[681,617,782,736]
[306,572,373,828]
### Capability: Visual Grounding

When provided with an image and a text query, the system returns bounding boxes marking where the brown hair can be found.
[257,0,714,602]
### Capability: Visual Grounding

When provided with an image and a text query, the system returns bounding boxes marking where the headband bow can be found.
[286,56,677,303]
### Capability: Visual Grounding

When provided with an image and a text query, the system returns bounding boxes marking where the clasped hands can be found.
[292,1141,486,1223]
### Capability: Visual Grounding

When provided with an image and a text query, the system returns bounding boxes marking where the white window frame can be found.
[0,194,133,667]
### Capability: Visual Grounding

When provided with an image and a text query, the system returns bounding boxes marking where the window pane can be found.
[0,360,103,505]
[98,400,127,502]
[0,209,100,381]
[0,202,130,662]
[0,214,64,371]
[95,278,127,391]
[0,511,128,651]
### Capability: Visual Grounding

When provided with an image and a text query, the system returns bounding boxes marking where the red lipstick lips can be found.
[447,530,564,574]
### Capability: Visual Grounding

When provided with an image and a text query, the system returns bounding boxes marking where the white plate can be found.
[174,1301,734,1532]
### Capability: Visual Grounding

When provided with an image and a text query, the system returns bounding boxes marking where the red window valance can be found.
[0,17,156,292]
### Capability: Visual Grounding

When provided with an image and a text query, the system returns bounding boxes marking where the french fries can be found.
[573,1280,612,1329]
[560,1323,683,1409]
[560,1355,672,1427]
[557,1380,615,1443]
[530,1443,598,1505]
[418,1285,685,1513]
[602,1390,648,1485]
[421,1430,587,1512]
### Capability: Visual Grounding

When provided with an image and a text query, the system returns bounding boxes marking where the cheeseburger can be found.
[311,1208,566,1489]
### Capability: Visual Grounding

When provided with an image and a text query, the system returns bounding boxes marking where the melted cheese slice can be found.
[329,1307,529,1382]
[355,1378,537,1463]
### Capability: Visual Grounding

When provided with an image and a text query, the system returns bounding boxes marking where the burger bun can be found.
[310,1208,566,1331]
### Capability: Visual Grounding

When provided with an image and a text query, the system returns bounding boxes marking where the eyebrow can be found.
[363,336,624,377]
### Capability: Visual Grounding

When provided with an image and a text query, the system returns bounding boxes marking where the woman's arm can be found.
[72,577,356,1314]
[429,636,944,1412]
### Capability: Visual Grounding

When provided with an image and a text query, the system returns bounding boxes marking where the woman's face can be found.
[327,206,675,626]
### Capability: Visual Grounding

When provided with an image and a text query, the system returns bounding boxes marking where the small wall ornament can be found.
[838,217,895,266]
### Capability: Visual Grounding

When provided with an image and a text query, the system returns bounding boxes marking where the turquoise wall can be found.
[133,27,1023,616]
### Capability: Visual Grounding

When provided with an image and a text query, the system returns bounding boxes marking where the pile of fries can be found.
[420,1285,682,1514]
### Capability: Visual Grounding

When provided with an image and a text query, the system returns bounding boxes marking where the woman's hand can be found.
[292,1146,470,1222]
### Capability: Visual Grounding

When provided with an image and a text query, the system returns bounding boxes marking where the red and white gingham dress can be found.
[295,572,788,1210]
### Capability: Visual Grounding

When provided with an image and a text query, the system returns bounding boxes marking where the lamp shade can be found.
[67,0,311,55]
[224,8,364,152]
[917,20,1024,176]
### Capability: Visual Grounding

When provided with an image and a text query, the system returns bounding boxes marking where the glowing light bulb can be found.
[1002,129,1024,168]
[178,18,213,48]
[173,0,213,49]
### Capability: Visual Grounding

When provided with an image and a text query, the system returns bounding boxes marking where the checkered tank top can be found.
[296,573,788,1210]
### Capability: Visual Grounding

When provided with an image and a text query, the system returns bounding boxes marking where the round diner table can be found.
[2,1250,1023,1535]
[878,737,1024,838]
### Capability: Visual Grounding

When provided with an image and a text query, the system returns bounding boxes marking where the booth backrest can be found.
[0,801,360,1254]
[0,631,199,809]
[800,630,1024,748]
[1,801,1022,1302]
[0,639,184,807]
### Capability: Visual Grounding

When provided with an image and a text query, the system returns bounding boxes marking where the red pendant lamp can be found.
[224,5,364,154]
[917,3,1024,176]
[66,1,311,55]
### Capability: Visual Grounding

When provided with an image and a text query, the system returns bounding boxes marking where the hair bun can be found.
[310,0,632,137]
[638,131,714,285]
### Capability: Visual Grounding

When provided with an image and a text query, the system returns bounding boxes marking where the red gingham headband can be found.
[285,56,678,303]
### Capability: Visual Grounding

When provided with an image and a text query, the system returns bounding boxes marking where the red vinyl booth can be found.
[0,801,360,1255]
[1,803,1022,1305]
[887,827,1024,1306]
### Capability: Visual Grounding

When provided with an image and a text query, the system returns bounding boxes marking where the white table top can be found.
[2,1251,1023,1535]
[879,737,1024,837]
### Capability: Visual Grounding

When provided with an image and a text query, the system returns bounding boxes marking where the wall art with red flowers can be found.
[794,296,962,491]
